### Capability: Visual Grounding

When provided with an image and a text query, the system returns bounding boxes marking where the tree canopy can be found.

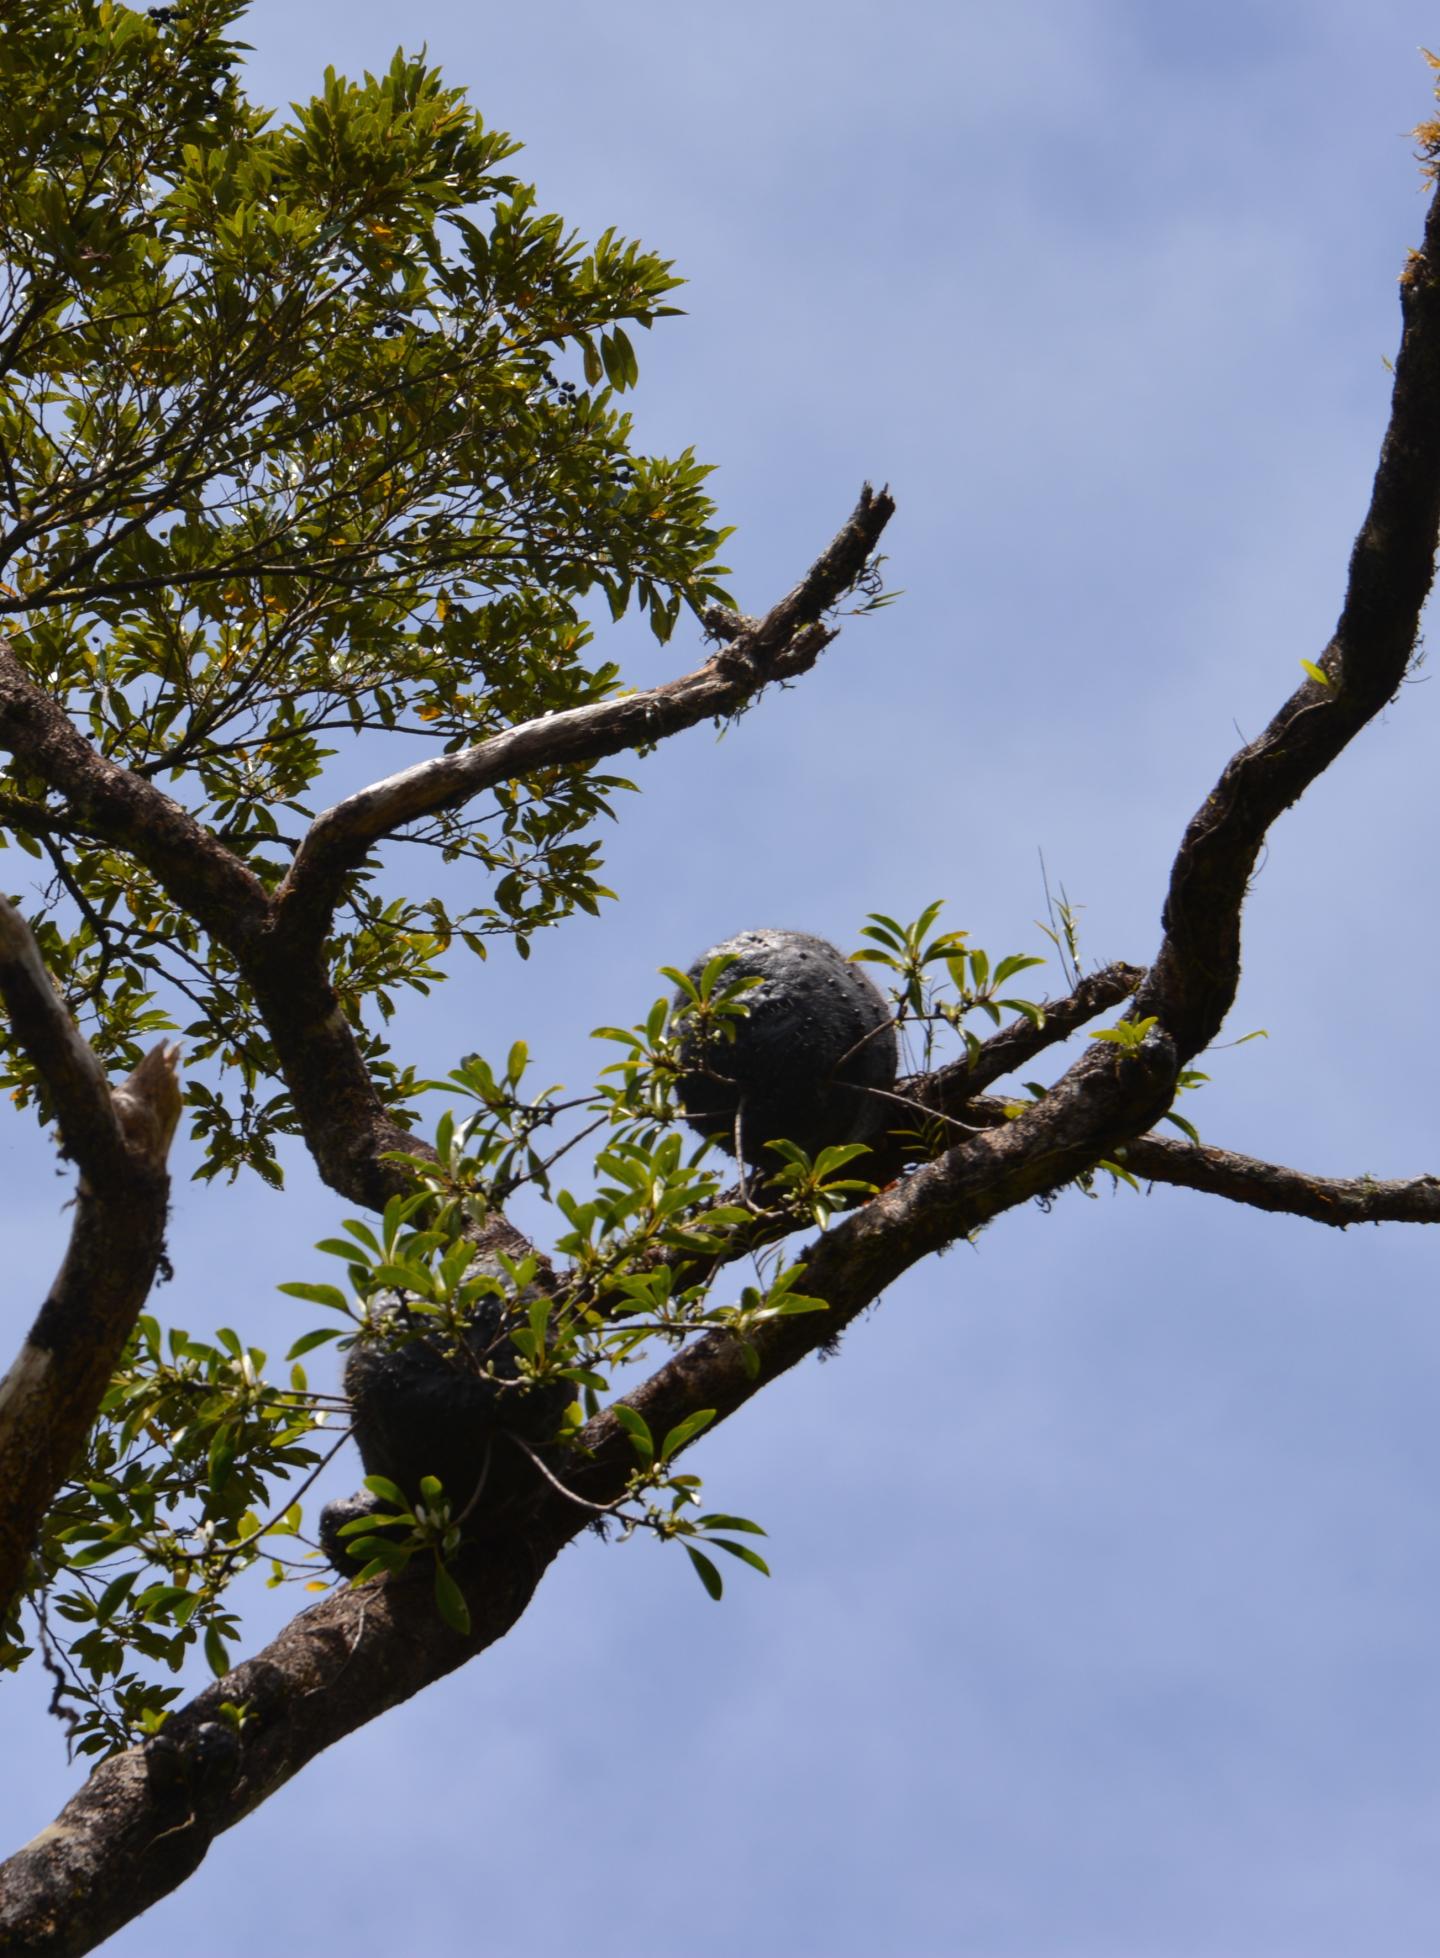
[5,5,1440,1953]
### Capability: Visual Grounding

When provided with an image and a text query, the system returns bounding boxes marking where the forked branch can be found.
[9,154,1440,1958]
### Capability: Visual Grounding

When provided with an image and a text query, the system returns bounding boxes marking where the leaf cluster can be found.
[0,1,732,1177]
[854,900,1046,1070]
[9,894,1233,1720]
[6,1311,330,1753]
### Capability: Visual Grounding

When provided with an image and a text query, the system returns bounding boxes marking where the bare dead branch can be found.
[110,1041,183,1167]
[273,486,896,948]
[886,1094,1440,1233]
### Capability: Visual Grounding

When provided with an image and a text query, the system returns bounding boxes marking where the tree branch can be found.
[910,960,1146,1125]
[0,896,128,1189]
[0,1532,554,1956]
[1139,178,1440,1059]
[583,172,1440,1510]
[237,487,895,1210]
[0,896,181,1624]
[0,1028,1175,1956]
[12,164,1440,1958]
[0,493,894,1221]
[272,486,896,949]
[0,643,272,953]
[644,960,1151,1288]
[1118,1131,1440,1227]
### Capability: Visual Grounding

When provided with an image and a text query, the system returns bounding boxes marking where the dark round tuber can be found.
[676,927,897,1168]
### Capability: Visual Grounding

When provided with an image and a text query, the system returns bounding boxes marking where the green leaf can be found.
[1299,658,1332,688]
[992,953,1046,986]
[659,1408,716,1459]
[1090,1015,1158,1051]
[208,1427,236,1492]
[285,1327,344,1359]
[707,1538,771,1577]
[361,1475,410,1510]
[278,1281,353,1313]
[95,1571,139,1623]
[612,1404,654,1463]
[346,1537,411,1573]
[204,1624,231,1679]
[767,1291,829,1316]
[684,1544,724,1600]
[433,1562,471,1636]
[313,1239,374,1266]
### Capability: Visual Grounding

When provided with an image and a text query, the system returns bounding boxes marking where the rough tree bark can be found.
[0,891,180,1623]
[4,168,1440,1958]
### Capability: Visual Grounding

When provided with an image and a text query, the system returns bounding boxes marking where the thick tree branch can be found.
[11,152,1440,1958]
[0,494,894,1221]
[1119,1132,1440,1227]
[0,643,272,952]
[12,186,1437,1927]
[0,1028,1174,1955]
[1138,178,1440,1059]
[0,632,427,1212]
[7,1023,1430,1946]
[237,488,895,1209]
[0,897,181,1623]
[586,165,1440,1522]
[649,960,1150,1286]
[0,897,128,1189]
[0,1534,553,1957]
[583,1032,1180,1490]
[272,486,896,949]
[910,960,1146,1125]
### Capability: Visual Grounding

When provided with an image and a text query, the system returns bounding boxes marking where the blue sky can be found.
[6,1,1440,1951]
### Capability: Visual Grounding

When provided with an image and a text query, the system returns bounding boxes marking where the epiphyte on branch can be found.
[320,1277,568,1570]
[676,928,897,1168]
